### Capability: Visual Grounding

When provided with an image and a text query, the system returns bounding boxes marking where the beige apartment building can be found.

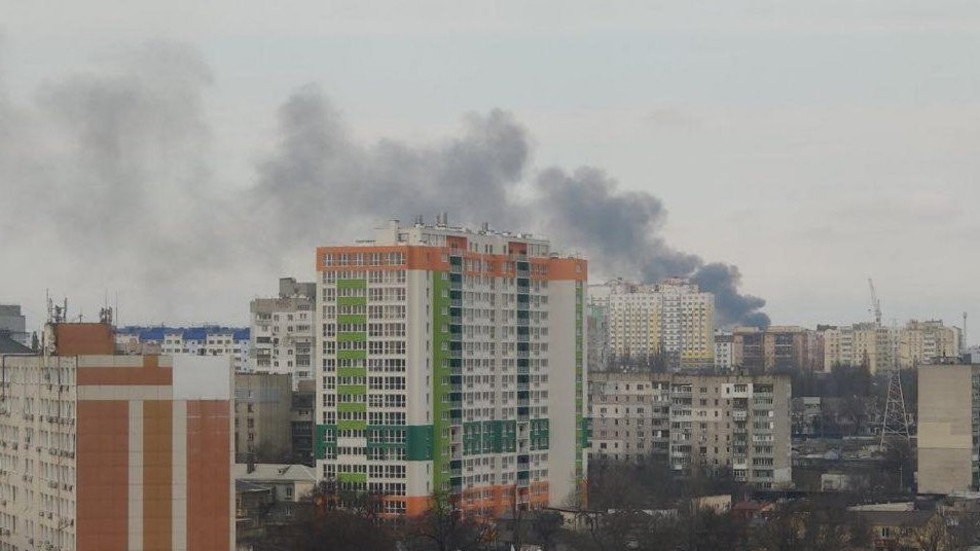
[821,320,959,372]
[918,364,980,495]
[589,371,792,488]
[603,279,714,370]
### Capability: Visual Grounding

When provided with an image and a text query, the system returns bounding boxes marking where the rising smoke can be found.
[0,41,768,327]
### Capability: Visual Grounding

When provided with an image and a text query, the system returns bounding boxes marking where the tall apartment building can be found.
[315,220,587,517]
[918,364,980,494]
[0,322,234,551]
[604,279,714,370]
[0,304,28,347]
[731,326,824,372]
[249,277,316,388]
[589,371,791,488]
[821,320,960,372]
[115,326,250,371]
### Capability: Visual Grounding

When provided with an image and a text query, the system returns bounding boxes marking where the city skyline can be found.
[2,1,977,337]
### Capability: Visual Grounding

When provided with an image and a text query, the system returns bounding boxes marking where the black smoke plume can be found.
[0,43,768,327]
[255,86,769,327]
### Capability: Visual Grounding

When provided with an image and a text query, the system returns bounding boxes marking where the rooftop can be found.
[0,332,32,354]
[233,464,318,484]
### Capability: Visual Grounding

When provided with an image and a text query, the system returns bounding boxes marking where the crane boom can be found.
[868,278,882,327]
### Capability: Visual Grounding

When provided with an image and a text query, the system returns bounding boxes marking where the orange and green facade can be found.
[315,222,587,517]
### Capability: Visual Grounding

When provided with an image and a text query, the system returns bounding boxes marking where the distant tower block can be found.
[879,370,912,450]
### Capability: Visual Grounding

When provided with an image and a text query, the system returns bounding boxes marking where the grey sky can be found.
[1,1,977,336]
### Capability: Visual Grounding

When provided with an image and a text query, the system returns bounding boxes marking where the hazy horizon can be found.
[2,1,977,339]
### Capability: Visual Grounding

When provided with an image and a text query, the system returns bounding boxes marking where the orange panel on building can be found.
[54,323,115,355]
[143,400,173,551]
[76,400,130,551]
[186,400,232,551]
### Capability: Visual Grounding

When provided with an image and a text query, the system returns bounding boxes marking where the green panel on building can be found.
[337,402,367,413]
[337,472,367,483]
[338,419,367,431]
[337,385,367,395]
[337,296,367,307]
[336,279,367,289]
[431,271,451,488]
[337,350,367,360]
[337,314,367,325]
[337,367,367,378]
[336,332,367,342]
[406,425,434,460]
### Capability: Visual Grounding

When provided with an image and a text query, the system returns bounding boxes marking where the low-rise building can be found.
[848,507,943,551]
[588,371,792,488]
[233,463,318,503]
[234,463,318,549]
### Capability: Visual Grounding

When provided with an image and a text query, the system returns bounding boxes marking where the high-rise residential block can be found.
[315,220,587,516]
[589,371,792,488]
[0,322,234,551]
[249,277,316,388]
[918,364,980,494]
[604,279,714,370]
[821,320,960,372]
[730,326,824,372]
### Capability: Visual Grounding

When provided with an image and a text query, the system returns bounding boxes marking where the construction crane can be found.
[868,278,882,327]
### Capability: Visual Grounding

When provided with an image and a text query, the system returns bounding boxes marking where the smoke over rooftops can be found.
[0,41,768,328]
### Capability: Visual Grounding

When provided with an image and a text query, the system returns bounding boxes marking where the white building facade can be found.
[314,220,588,517]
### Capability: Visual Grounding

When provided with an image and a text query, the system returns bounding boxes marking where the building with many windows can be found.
[730,326,824,372]
[115,325,250,371]
[603,279,714,370]
[821,320,960,373]
[315,219,588,517]
[249,277,316,388]
[0,322,234,551]
[589,371,791,488]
